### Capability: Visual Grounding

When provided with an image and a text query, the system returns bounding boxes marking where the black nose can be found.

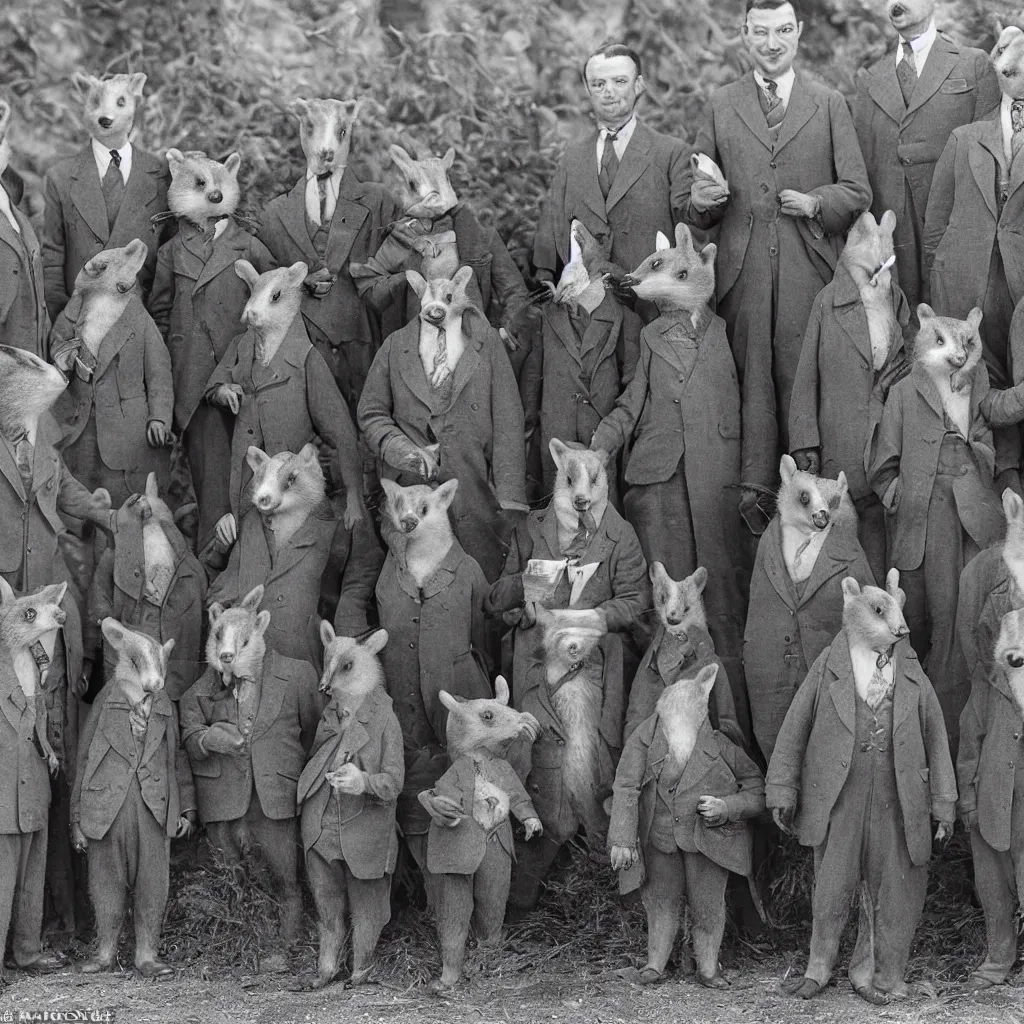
[257,493,272,509]
[400,516,418,534]
[811,510,830,530]
[619,274,638,289]
[98,116,113,129]
[54,610,67,626]
[573,497,591,510]
[894,625,909,639]
[321,149,335,163]
[950,354,967,368]
[424,307,445,322]
[666,614,681,625]
[220,652,234,664]
[208,190,223,204]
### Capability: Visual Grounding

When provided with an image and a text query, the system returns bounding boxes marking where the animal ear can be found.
[886,568,907,610]
[880,209,897,234]
[245,446,269,473]
[405,270,428,298]
[70,72,100,99]
[363,629,389,655]
[298,442,319,466]
[320,619,336,649]
[841,576,861,599]
[240,585,265,611]
[835,471,849,498]
[145,472,159,501]
[433,478,459,510]
[161,638,176,661]
[780,453,798,481]
[548,438,569,471]
[82,254,104,277]
[0,576,14,606]
[165,148,185,173]
[380,478,401,505]
[699,242,717,267]
[673,222,694,251]
[1004,487,1024,525]
[441,147,456,171]
[389,144,413,170]
[208,601,225,625]
[128,73,147,98]
[287,98,310,120]
[438,689,460,714]
[648,560,668,584]
[567,220,584,266]
[286,261,308,287]
[694,663,719,688]
[452,265,474,292]
[234,259,259,289]
[494,674,510,705]
[0,100,10,137]
[967,307,984,331]
[101,617,128,651]
[689,566,708,594]
[916,303,936,323]
[253,610,272,635]
[125,238,147,260]
[654,231,672,252]
[42,582,68,607]
[223,152,242,177]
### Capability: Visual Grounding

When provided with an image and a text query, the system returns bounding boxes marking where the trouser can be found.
[305,849,391,982]
[855,492,886,588]
[87,779,169,963]
[0,828,48,967]
[184,403,233,553]
[642,845,729,978]
[45,769,86,938]
[207,796,302,944]
[404,833,442,912]
[969,826,1024,985]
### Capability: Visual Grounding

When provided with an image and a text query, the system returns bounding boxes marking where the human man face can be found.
[886,0,935,41]
[584,54,644,129]
[743,4,803,80]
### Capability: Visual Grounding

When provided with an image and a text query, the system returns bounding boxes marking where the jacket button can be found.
[901,156,911,166]
[760,183,769,193]
[412,617,419,624]
[672,398,679,404]
[769,161,777,169]
[784,634,791,643]
[408,642,415,649]
[770,247,778,257]
[556,738,564,746]
[277,595,284,602]
[471,404,479,411]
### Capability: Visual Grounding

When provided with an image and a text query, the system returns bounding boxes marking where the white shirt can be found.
[0,184,20,235]
[849,643,895,703]
[305,167,342,226]
[895,19,937,75]
[596,114,637,167]
[91,138,132,184]
[754,68,796,111]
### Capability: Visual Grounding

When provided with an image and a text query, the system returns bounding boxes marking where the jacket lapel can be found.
[567,135,608,225]
[141,694,171,767]
[892,642,920,730]
[194,220,251,295]
[101,701,140,763]
[798,529,857,607]
[112,155,162,239]
[733,75,775,153]
[826,633,857,737]
[761,519,798,611]
[971,117,1003,221]
[866,57,909,125]
[325,169,370,272]
[668,720,717,792]
[773,75,819,156]
[606,122,652,212]
[645,321,696,377]
[252,658,287,740]
[278,180,320,263]
[266,515,320,585]
[589,298,622,366]
[442,318,484,411]
[911,362,948,423]
[0,208,26,260]
[393,321,438,412]
[0,666,26,733]
[69,148,110,243]
[174,229,206,283]
[0,434,26,502]
[94,301,137,380]
[547,305,584,368]
[906,37,958,117]
[831,265,873,367]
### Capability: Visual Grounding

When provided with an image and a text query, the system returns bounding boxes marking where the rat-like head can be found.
[657,661,718,730]
[537,606,608,678]
[842,569,910,654]
[318,622,387,700]
[992,26,1024,100]
[0,100,12,176]
[550,439,609,517]
[650,562,708,634]
[389,143,458,220]
[621,223,716,315]
[166,149,241,227]
[841,210,897,291]
[380,478,457,539]
[289,98,360,177]
[914,303,982,388]
[995,606,1024,717]
[114,472,174,532]
[71,72,146,149]
[247,444,326,518]
[206,585,269,683]
[406,265,475,331]
[438,675,535,759]
[236,259,306,333]
[777,454,849,533]
[0,578,67,652]
[74,238,147,298]
[552,220,615,306]
[0,346,68,438]
[101,618,173,698]
[1002,488,1024,600]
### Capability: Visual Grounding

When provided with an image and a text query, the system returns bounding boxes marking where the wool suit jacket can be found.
[148,218,275,431]
[0,199,49,357]
[788,263,910,500]
[609,716,764,895]
[41,146,172,321]
[533,119,689,282]
[766,629,957,866]
[179,653,323,824]
[867,361,1005,571]
[49,294,174,472]
[923,111,1024,322]
[852,33,1000,309]
[298,688,404,878]
[71,682,195,840]
[0,652,52,834]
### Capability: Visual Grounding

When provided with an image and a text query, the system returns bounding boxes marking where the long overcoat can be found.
[0,652,52,834]
[0,197,49,357]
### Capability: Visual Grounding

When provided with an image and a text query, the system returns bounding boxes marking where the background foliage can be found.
[0,0,1016,272]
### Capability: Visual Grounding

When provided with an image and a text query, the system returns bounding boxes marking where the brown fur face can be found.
[650,562,708,633]
[992,26,1024,100]
[247,444,326,517]
[74,239,147,297]
[166,149,241,226]
[0,346,68,437]
[71,72,145,148]
[914,304,983,389]
[841,570,909,653]
[389,144,458,219]
[101,618,173,696]
[622,223,716,314]
[289,98,360,176]
[438,675,533,759]
[0,578,67,652]
[318,622,387,699]
[206,586,270,682]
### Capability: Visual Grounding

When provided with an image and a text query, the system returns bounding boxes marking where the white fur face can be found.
[115,472,173,531]
[1002,488,1024,599]
[623,223,716,312]
[236,260,306,331]
[166,149,241,225]
[0,579,68,647]
[995,607,1024,716]
[550,440,609,515]
[406,266,474,330]
[657,662,717,730]
[0,346,67,437]
[650,562,708,633]
[100,617,173,695]
[778,454,842,532]
[914,304,983,380]
[206,586,270,680]
[72,72,145,148]
[390,144,458,219]
[993,26,1024,100]
[247,444,325,516]
[318,621,387,697]
[842,210,896,286]
[380,478,458,538]
[841,571,909,652]
[438,676,531,755]
[75,239,147,296]
[290,98,360,176]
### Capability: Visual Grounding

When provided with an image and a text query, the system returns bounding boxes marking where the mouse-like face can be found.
[289,98,361,176]
[75,239,148,296]
[101,617,174,695]
[389,144,458,220]
[71,72,146,148]
[992,26,1024,100]
[166,149,241,225]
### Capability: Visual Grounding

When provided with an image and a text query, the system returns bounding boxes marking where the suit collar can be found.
[906,33,959,116]
[605,120,653,212]
[760,515,862,609]
[566,132,610,225]
[193,218,253,294]
[651,717,717,791]
[772,73,820,156]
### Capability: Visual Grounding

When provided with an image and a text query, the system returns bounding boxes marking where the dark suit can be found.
[683,72,871,490]
[853,34,1000,311]
[41,146,172,321]
[0,198,49,357]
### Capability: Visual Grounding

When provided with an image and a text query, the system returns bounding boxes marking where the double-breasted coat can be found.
[744,515,875,763]
[852,33,1000,310]
[71,683,195,840]
[179,653,322,824]
[41,146,172,321]
[682,72,872,490]
[258,168,402,412]
[609,716,764,896]
[358,316,527,583]
[0,651,52,835]
[298,688,403,877]
[206,499,383,667]
[766,630,957,866]
[0,194,49,357]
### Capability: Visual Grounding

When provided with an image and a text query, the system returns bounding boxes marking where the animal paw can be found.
[214,513,237,548]
[781,976,822,999]
[523,817,543,841]
[343,493,365,530]
[46,751,59,775]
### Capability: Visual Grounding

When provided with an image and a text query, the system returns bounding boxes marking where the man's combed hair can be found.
[746,0,798,13]
[582,42,642,80]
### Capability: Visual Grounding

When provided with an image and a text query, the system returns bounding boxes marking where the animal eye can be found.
[677,270,688,280]
[420,504,428,516]
[116,96,126,107]
[285,472,297,488]
[195,177,206,189]
[874,605,883,616]
[935,337,944,346]
[341,661,353,672]
[444,293,453,302]
[337,125,347,138]
[215,628,223,642]
[408,179,417,190]
[481,710,494,722]
[798,492,810,506]
[651,259,662,270]
[24,608,36,622]
[1008,653,1024,669]
[271,290,281,302]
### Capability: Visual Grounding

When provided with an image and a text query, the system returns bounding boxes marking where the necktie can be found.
[318,173,336,225]
[102,149,125,230]
[865,649,894,710]
[12,432,33,490]
[598,128,620,200]
[563,508,597,560]
[129,694,153,742]
[760,80,785,129]
[897,41,917,107]
[429,327,450,387]
[1012,100,1024,161]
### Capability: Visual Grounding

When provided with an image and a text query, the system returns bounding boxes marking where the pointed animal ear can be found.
[298,442,319,466]
[549,437,569,471]
[101,617,129,651]
[0,576,15,606]
[440,147,456,171]
[286,261,308,288]
[253,610,272,635]
[433,478,459,510]
[241,585,265,611]
[699,241,717,267]
[452,265,474,293]
[145,472,159,501]
[689,566,708,594]
[673,222,694,252]
[693,662,719,692]
[128,73,147,98]
[288,98,310,121]
[380,478,401,505]
[389,144,414,170]
[886,568,907,609]
[1004,487,1024,525]
[967,307,984,331]
[41,582,68,607]
[245,446,269,473]
[880,209,897,234]
[494,675,510,706]
[161,638,176,664]
[405,270,428,298]
[835,471,849,498]
[917,302,936,323]
[841,576,861,599]
[208,601,225,625]
[780,453,798,481]
[567,220,584,266]
[125,238,147,260]
[363,629,389,655]
[0,101,10,137]
[234,259,259,289]
[165,148,186,173]
[438,689,460,714]
[223,152,242,177]
[648,560,668,584]
[70,72,101,99]
[320,619,336,649]
[654,231,672,252]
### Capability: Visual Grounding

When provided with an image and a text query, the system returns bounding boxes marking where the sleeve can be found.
[298,670,326,754]
[147,242,175,339]
[57,458,110,528]
[975,50,1003,118]
[47,307,80,369]
[680,110,724,230]
[504,764,539,824]
[364,712,405,803]
[85,547,115,657]
[205,536,241,607]
[866,381,904,505]
[305,348,363,505]
[332,518,385,638]
[618,308,642,388]
[788,294,824,453]
[981,381,1024,427]
[809,92,872,236]
[590,340,651,456]
[178,684,212,762]
[356,341,405,459]
[532,161,569,278]
[486,228,530,328]
[41,171,69,320]
[955,584,989,818]
[921,133,958,294]
[173,705,197,816]
[143,314,174,427]
[850,73,875,176]
[719,740,766,821]
[607,723,650,848]
[518,323,542,433]
[667,138,692,226]
[70,694,103,825]
[709,657,746,751]
[249,237,277,275]
[204,332,243,398]
[595,525,650,634]
[489,334,528,511]
[920,674,958,823]
[470,563,494,682]
[484,521,529,615]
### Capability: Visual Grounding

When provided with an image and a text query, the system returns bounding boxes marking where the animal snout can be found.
[219,651,234,665]
[98,116,113,129]
[572,497,591,512]
[619,274,639,289]
[888,2,905,14]
[53,609,67,626]
[255,491,275,511]
[400,515,419,534]
[422,304,446,325]
[116,281,132,294]
[320,149,335,164]
[892,623,910,639]
[811,510,830,530]
[207,190,223,204]
[665,613,682,626]
[949,352,967,369]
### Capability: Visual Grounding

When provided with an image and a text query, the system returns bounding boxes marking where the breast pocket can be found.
[939,78,971,95]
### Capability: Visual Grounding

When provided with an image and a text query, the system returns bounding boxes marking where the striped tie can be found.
[897,41,917,107]
[760,80,785,129]
[1012,99,1024,161]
